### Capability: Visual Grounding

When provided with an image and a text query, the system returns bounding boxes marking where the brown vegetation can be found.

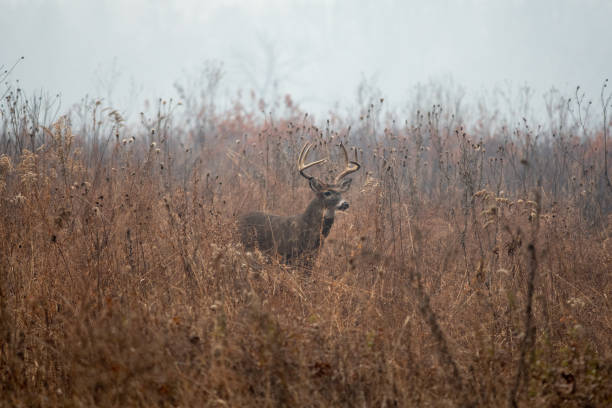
[1,79,611,407]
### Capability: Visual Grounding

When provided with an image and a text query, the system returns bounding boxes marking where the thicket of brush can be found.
[1,71,611,406]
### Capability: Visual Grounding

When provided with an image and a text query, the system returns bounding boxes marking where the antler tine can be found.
[298,142,327,179]
[334,142,361,184]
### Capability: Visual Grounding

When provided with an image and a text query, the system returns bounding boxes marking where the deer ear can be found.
[338,178,352,192]
[309,178,325,192]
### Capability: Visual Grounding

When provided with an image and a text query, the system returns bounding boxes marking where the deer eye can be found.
[323,191,332,197]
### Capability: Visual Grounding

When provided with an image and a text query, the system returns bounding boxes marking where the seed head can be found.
[0,155,12,174]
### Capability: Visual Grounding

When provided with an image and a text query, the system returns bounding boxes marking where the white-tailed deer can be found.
[239,142,361,264]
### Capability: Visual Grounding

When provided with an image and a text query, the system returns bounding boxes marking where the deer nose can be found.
[338,201,349,211]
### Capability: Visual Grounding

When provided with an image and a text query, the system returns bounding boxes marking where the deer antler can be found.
[298,143,327,180]
[334,143,361,184]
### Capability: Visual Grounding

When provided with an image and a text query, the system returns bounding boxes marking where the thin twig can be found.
[508,191,541,408]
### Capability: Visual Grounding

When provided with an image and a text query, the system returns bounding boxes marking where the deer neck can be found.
[302,198,335,237]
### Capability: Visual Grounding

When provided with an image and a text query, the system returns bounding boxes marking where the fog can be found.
[1,0,611,117]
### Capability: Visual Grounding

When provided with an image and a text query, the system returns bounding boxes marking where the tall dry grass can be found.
[1,79,611,407]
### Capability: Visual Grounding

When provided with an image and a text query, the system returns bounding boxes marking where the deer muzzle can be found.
[337,200,349,211]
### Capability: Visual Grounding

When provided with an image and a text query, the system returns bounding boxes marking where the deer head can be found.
[298,142,360,215]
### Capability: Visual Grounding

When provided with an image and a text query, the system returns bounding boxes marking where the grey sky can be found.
[1,0,611,117]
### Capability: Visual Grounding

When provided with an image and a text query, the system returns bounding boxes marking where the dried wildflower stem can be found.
[402,174,466,404]
[601,79,612,192]
[417,271,465,397]
[508,191,541,408]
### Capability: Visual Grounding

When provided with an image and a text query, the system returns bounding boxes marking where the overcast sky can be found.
[1,0,611,117]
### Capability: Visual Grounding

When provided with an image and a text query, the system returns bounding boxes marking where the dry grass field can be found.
[1,80,611,406]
